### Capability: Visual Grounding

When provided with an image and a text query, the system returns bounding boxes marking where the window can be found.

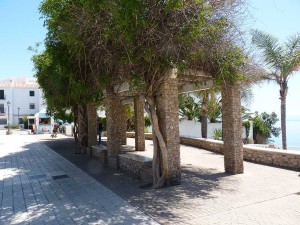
[0,90,4,99]
[0,118,7,125]
[0,104,4,113]
[29,91,35,96]
[29,103,35,109]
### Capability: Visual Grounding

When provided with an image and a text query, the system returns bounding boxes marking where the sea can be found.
[271,116,300,151]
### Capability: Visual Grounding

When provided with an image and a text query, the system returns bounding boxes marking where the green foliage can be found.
[252,29,300,148]
[179,93,200,121]
[54,110,73,123]
[207,92,222,122]
[23,116,28,129]
[37,0,248,108]
[242,120,250,139]
[144,115,151,128]
[4,125,20,129]
[252,112,281,143]
[252,30,300,80]
[211,128,222,140]
[124,104,135,131]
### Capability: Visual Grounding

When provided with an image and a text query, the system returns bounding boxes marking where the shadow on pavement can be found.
[39,136,234,224]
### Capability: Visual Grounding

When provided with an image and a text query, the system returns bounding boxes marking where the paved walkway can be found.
[1,131,300,225]
[123,138,300,225]
[0,132,159,225]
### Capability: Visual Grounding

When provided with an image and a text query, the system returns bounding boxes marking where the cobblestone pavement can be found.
[45,135,300,225]
[2,132,300,225]
[0,133,159,225]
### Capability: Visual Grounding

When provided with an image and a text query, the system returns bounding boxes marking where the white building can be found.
[0,77,45,128]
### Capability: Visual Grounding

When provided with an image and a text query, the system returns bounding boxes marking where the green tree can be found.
[179,94,200,121]
[252,30,300,149]
[207,91,222,123]
[193,88,222,138]
[38,0,249,188]
[37,0,106,151]
[252,112,281,144]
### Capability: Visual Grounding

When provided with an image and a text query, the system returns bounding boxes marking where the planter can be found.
[6,130,12,135]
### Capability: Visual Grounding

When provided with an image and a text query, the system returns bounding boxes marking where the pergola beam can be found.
[179,80,213,93]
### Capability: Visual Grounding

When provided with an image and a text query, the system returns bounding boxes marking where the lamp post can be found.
[7,101,11,135]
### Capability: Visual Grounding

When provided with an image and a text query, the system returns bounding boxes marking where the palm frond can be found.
[283,33,300,78]
[285,33,300,55]
[285,50,300,80]
[251,29,284,72]
[241,86,254,108]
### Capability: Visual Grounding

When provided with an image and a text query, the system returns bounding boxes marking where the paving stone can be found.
[0,134,159,225]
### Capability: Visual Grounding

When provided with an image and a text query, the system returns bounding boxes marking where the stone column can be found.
[106,90,126,169]
[87,102,98,151]
[134,95,145,151]
[77,104,88,153]
[121,104,127,145]
[221,82,244,174]
[156,69,181,185]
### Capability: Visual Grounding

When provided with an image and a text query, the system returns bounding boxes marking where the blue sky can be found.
[0,0,46,78]
[247,0,300,117]
[0,0,299,117]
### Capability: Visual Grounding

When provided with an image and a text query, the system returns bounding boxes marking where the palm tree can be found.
[252,30,300,149]
[178,93,200,121]
[194,89,221,138]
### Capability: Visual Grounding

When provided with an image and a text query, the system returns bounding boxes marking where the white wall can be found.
[0,87,12,125]
[0,87,42,125]
[179,119,253,140]
[179,120,222,139]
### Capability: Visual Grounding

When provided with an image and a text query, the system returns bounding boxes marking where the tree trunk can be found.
[73,105,79,146]
[78,104,88,153]
[201,92,208,138]
[145,96,169,188]
[280,82,288,150]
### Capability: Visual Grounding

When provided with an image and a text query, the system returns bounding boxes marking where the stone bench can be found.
[119,152,152,179]
[120,145,136,152]
[91,145,108,166]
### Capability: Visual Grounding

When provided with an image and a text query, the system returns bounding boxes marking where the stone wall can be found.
[90,146,108,166]
[126,133,300,171]
[243,146,300,170]
[119,153,152,178]
[127,132,152,140]
[180,137,224,154]
[180,137,300,171]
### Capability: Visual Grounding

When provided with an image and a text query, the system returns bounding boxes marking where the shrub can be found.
[211,128,222,140]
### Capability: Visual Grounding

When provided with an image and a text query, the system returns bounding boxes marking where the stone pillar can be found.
[121,104,127,145]
[221,82,244,174]
[87,102,98,151]
[156,69,181,185]
[77,104,88,153]
[134,95,145,151]
[106,90,126,169]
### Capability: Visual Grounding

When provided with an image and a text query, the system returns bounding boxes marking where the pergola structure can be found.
[83,69,243,185]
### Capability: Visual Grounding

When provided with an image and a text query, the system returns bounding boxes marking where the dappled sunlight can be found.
[4,205,55,224]
[0,168,22,180]
[0,147,25,158]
